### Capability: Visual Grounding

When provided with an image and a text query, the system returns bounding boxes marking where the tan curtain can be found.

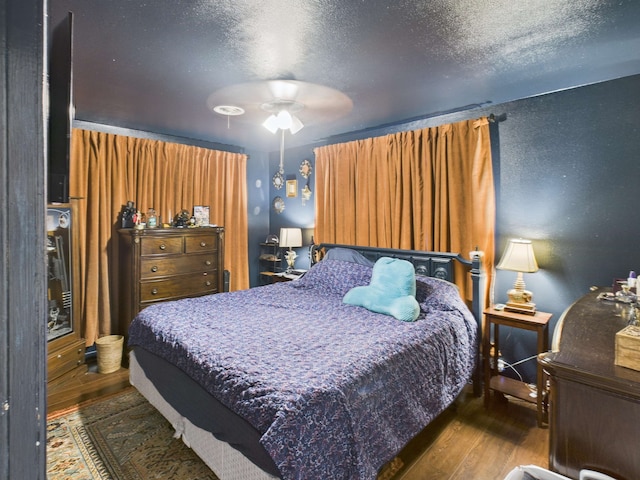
[314,117,495,303]
[70,128,249,345]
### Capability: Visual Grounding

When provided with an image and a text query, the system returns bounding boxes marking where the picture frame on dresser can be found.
[193,205,210,226]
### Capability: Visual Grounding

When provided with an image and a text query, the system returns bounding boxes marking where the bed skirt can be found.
[129,350,279,480]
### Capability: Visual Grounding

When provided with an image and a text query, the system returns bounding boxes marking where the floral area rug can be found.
[47,388,217,479]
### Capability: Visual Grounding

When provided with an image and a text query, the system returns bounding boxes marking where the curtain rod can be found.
[488,113,507,123]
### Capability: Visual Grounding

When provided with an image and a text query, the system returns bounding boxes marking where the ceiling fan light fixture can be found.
[262,110,304,134]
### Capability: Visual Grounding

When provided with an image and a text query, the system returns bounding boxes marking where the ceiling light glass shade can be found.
[263,114,280,134]
[276,110,293,130]
[262,111,304,134]
[288,114,304,134]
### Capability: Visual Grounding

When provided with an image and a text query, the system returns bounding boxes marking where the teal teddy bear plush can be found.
[343,257,420,321]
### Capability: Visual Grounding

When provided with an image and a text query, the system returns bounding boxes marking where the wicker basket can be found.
[95,335,124,374]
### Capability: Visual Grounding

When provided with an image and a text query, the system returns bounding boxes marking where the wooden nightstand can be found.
[260,271,305,283]
[483,307,552,427]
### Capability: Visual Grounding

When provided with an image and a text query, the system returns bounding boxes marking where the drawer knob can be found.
[205,260,212,266]
[200,241,207,247]
[151,288,158,295]
[151,265,158,272]
[57,354,62,359]
[159,244,166,250]
[205,281,211,286]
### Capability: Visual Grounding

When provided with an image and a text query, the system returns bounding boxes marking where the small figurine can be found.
[48,300,60,331]
[133,210,145,229]
[121,201,136,228]
[174,209,191,227]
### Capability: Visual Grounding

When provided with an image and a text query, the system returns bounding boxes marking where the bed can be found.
[128,244,485,480]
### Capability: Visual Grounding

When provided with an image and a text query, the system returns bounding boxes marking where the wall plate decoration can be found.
[299,159,312,179]
[302,184,312,206]
[272,196,285,214]
[272,171,284,189]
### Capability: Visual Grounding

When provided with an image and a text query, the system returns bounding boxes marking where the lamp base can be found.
[284,249,297,274]
[506,287,533,304]
[504,301,537,315]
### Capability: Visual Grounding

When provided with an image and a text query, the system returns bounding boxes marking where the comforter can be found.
[128,258,477,479]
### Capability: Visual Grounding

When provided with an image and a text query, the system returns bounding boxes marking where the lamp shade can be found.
[496,239,538,273]
[279,228,302,248]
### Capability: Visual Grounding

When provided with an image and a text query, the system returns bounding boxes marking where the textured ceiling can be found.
[49,0,640,151]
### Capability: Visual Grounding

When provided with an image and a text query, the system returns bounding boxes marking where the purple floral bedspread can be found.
[128,258,478,480]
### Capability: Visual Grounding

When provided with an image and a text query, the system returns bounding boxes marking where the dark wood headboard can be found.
[311,243,485,395]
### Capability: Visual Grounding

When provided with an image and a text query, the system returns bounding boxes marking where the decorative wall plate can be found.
[272,196,285,214]
[272,171,284,189]
[301,184,312,206]
[299,159,312,179]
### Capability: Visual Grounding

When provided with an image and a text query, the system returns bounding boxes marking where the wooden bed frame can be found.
[130,243,486,480]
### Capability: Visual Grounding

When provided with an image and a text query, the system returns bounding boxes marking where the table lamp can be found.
[279,227,302,273]
[496,238,539,314]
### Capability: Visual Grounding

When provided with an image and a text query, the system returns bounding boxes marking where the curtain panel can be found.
[314,117,495,304]
[70,128,249,345]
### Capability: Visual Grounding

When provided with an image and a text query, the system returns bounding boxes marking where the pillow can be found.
[292,258,373,297]
[323,247,375,267]
[343,257,420,322]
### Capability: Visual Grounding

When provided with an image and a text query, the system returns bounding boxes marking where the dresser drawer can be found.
[185,234,218,253]
[140,271,218,302]
[140,253,217,279]
[48,339,85,381]
[140,236,183,256]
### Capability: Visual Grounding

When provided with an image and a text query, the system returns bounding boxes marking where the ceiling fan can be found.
[206,79,353,135]
[207,79,352,184]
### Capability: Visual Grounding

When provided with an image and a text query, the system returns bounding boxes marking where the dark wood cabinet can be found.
[539,289,640,480]
[47,203,87,390]
[118,227,224,338]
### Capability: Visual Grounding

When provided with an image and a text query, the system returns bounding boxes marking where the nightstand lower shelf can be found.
[489,375,537,403]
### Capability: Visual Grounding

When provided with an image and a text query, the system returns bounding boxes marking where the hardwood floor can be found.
[391,388,549,480]
[48,370,549,480]
[47,358,130,414]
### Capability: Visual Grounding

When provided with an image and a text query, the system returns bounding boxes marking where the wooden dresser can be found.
[539,289,640,480]
[118,227,224,338]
